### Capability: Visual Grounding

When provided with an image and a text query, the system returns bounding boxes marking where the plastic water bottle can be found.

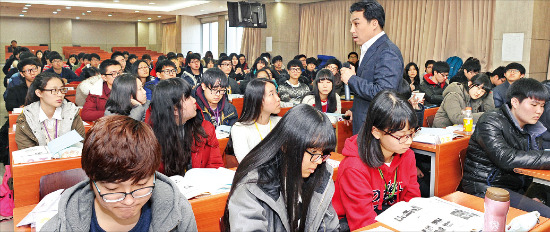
[463,107,473,135]
[483,187,510,232]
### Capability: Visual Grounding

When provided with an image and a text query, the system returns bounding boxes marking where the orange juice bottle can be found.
[463,107,473,134]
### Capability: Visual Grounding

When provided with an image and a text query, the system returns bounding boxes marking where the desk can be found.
[411,136,470,197]
[514,168,550,186]
[353,191,550,231]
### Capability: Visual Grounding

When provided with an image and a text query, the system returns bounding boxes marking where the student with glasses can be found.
[222,104,339,231]
[278,59,311,106]
[193,68,238,127]
[41,115,198,231]
[332,90,421,231]
[217,56,241,94]
[15,72,85,150]
[81,59,122,121]
[131,60,155,100]
[6,58,42,111]
[324,58,344,96]
[44,52,81,83]
[492,62,526,108]
[182,53,203,87]
[142,60,178,101]
[419,61,450,106]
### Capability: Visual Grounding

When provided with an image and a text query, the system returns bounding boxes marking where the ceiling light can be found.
[157,16,161,18]
[76,17,80,19]
[108,14,112,17]
[275,0,281,2]
[19,14,24,17]
[66,6,71,9]
[53,11,58,14]
[138,19,142,22]
[200,10,205,12]
[87,10,91,13]
[57,9,61,11]
[23,7,28,9]
[82,13,86,15]
[147,17,151,20]
[135,10,139,12]
[24,4,31,7]
[22,10,27,12]
[149,2,155,5]
[113,0,120,2]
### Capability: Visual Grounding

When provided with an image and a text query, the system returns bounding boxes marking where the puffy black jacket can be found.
[461,104,550,197]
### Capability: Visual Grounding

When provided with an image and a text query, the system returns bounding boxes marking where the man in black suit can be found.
[341,0,404,134]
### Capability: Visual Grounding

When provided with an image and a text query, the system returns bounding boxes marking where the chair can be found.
[277,107,292,117]
[425,115,435,127]
[231,98,244,117]
[423,107,439,127]
[455,148,468,191]
[39,168,88,200]
[336,121,353,154]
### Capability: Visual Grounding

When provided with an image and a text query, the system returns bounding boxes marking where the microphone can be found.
[342,62,351,100]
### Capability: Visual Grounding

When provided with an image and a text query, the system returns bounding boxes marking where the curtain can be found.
[162,23,177,54]
[299,0,358,61]
[298,0,495,70]
[240,28,262,62]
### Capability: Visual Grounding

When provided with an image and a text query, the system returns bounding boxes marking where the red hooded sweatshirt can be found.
[332,135,420,230]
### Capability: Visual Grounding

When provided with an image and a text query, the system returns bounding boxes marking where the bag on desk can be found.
[0,165,14,217]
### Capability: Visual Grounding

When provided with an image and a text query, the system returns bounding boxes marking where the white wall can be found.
[0,17,51,45]
[180,16,201,54]
[72,20,136,51]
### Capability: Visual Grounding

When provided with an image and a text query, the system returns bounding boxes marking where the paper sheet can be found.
[47,130,84,155]
[17,189,63,230]
[502,33,524,62]
[170,168,235,199]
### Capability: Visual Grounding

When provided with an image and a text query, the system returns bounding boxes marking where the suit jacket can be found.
[348,34,404,134]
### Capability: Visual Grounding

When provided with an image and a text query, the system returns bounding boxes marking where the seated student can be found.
[147,78,223,176]
[222,104,339,231]
[303,57,318,85]
[493,62,525,108]
[419,61,449,106]
[131,59,154,88]
[487,66,506,88]
[204,57,215,70]
[79,53,101,79]
[44,52,81,83]
[127,54,138,67]
[143,60,177,100]
[294,54,308,71]
[181,53,203,86]
[168,55,183,77]
[229,53,244,81]
[301,69,342,123]
[111,51,127,72]
[461,78,550,217]
[66,54,78,70]
[15,72,85,150]
[75,67,101,107]
[324,58,344,96]
[432,73,494,128]
[332,90,421,230]
[74,53,90,76]
[41,115,198,231]
[256,68,278,91]
[271,55,287,83]
[6,58,41,111]
[230,78,282,162]
[403,62,420,91]
[423,59,435,77]
[348,51,359,71]
[104,74,150,121]
[238,54,249,73]
[449,57,481,84]
[193,68,238,127]
[241,57,268,93]
[81,59,122,121]
[217,56,241,95]
[278,59,311,106]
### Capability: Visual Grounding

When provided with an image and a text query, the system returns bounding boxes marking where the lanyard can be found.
[378,166,398,200]
[43,119,59,141]
[254,119,272,140]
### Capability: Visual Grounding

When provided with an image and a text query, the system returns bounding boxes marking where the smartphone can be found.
[342,115,351,120]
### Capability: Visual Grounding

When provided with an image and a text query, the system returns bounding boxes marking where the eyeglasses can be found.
[93,175,156,203]
[104,71,122,77]
[208,87,227,95]
[162,69,176,74]
[42,87,69,95]
[305,149,331,163]
[383,128,421,144]
[507,69,520,74]
[220,63,232,67]
[289,67,301,73]
[23,67,39,74]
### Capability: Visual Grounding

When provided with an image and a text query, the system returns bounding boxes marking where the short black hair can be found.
[155,60,176,73]
[348,52,359,59]
[325,58,342,69]
[306,57,318,65]
[166,52,176,58]
[260,52,271,59]
[77,52,86,60]
[19,51,34,60]
[425,60,435,68]
[83,54,92,61]
[122,51,129,56]
[217,56,231,66]
[82,66,100,80]
[467,73,493,98]
[17,58,40,71]
[111,51,124,60]
[128,54,138,60]
[490,66,506,80]
[461,57,481,73]
[186,53,201,66]
[287,59,303,70]
[90,53,101,61]
[505,62,526,75]
[48,52,63,62]
[506,78,549,107]
[11,40,17,43]
[201,68,229,88]
[177,53,184,58]
[141,54,151,60]
[432,61,450,74]
[272,55,283,63]
[350,0,385,29]
[293,54,307,60]
[99,59,121,75]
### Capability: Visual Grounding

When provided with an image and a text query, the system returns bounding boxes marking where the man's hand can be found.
[340,65,356,85]
[344,110,353,126]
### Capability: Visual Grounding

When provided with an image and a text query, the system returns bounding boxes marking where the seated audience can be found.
[193,68,238,127]
[301,69,342,123]
[74,53,90,76]
[44,52,81,83]
[449,57,481,84]
[493,62,525,108]
[182,53,203,86]
[131,60,154,97]
[79,53,101,79]
[241,57,268,91]
[217,56,241,94]
[229,53,244,81]
[332,90,421,230]
[238,54,249,73]
[148,78,223,176]
[127,54,138,67]
[271,55,287,83]
[204,57,215,70]
[72,52,85,72]
[66,54,78,70]
[41,115,197,231]
[143,60,177,100]
[4,52,36,95]
[256,68,278,91]
[111,51,127,72]
[223,104,339,231]
[294,54,308,70]
[168,55,183,77]
[104,74,150,121]
[461,78,550,217]
[348,51,359,71]
[324,58,344,95]
[15,72,85,149]
[303,57,318,85]
[419,61,449,106]
[278,59,310,105]
[75,67,101,106]
[81,59,122,121]
[487,66,506,88]
[403,62,420,91]
[423,59,435,76]
[230,78,282,162]
[433,73,494,128]
[6,58,41,111]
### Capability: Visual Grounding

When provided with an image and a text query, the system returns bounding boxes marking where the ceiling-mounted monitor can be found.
[228,1,267,28]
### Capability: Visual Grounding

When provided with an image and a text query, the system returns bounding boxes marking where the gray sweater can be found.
[41,172,197,232]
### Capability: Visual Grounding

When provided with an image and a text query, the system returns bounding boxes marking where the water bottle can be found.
[463,107,473,135]
[483,187,510,232]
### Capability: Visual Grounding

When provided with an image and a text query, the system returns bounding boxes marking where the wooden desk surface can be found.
[514,168,550,182]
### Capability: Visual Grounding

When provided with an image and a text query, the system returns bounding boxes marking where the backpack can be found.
[446,56,463,79]
[0,165,14,217]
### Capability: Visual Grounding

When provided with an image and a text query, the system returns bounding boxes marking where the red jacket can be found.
[332,135,420,230]
[81,82,110,121]
[75,63,86,77]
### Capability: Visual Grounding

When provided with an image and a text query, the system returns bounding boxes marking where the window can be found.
[226,21,244,55]
[202,22,218,59]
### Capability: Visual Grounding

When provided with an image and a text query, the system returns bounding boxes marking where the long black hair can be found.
[461,73,493,99]
[237,78,276,124]
[149,78,207,176]
[357,90,418,168]
[105,73,139,116]
[250,57,267,75]
[312,69,338,113]
[25,72,64,106]
[130,59,152,83]
[222,104,336,231]
[403,62,420,86]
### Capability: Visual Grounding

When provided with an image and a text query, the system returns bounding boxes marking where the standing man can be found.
[341,0,404,134]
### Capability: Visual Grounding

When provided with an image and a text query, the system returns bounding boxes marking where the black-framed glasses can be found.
[383,127,421,144]
[162,69,177,74]
[289,67,301,73]
[23,67,39,74]
[220,63,232,67]
[42,87,69,95]
[93,175,156,203]
[208,87,227,95]
[305,150,331,163]
[104,71,122,77]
